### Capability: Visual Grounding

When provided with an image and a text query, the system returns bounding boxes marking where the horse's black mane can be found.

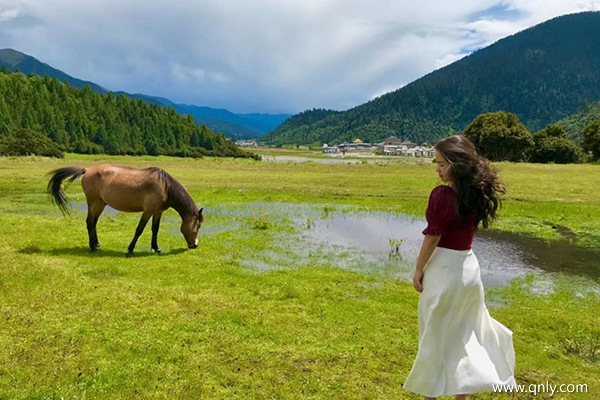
[151,168,198,216]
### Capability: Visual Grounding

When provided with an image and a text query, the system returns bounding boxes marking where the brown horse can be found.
[47,164,204,257]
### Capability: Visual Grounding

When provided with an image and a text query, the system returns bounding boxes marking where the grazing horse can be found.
[47,164,204,257]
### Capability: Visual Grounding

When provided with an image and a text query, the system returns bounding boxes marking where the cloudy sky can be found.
[1,1,599,114]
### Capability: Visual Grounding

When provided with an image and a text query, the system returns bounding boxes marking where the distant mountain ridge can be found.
[170,103,290,135]
[0,48,107,94]
[265,11,600,146]
[0,48,290,140]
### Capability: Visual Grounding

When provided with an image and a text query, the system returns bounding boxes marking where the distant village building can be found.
[235,140,258,147]
[322,144,338,153]
[384,136,403,146]
[381,136,434,157]
[337,138,377,152]
[321,136,433,157]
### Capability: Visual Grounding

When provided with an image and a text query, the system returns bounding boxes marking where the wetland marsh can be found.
[0,153,598,399]
[206,202,600,287]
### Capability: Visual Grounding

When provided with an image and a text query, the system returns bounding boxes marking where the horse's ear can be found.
[197,208,204,222]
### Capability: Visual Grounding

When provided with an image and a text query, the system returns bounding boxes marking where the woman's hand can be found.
[412,269,424,293]
[413,234,440,293]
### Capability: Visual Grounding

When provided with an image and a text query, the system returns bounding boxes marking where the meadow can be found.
[0,152,598,399]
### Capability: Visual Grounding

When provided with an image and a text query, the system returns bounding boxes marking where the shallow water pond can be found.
[74,201,599,287]
[204,202,599,288]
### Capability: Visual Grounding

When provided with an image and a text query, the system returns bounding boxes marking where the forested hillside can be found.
[265,11,600,146]
[0,48,289,141]
[556,100,600,140]
[0,70,254,158]
[263,109,341,145]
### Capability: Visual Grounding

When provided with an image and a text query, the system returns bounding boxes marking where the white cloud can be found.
[434,53,468,70]
[0,0,599,113]
[0,7,19,22]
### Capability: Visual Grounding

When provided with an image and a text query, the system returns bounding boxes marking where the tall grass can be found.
[0,154,598,399]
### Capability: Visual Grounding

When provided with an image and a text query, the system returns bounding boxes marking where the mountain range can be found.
[264,11,600,146]
[3,11,600,147]
[0,48,290,140]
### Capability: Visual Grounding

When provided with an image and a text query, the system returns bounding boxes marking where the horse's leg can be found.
[86,213,100,251]
[151,212,163,254]
[86,202,106,252]
[127,212,152,257]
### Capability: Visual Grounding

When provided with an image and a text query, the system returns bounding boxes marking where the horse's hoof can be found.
[126,252,134,258]
[153,249,162,254]
[90,247,97,253]
[95,243,101,248]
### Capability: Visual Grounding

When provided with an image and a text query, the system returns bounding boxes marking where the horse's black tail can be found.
[46,167,86,215]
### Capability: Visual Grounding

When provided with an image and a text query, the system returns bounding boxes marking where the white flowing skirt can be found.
[404,247,516,397]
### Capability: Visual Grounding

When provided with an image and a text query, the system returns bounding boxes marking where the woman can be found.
[404,135,516,399]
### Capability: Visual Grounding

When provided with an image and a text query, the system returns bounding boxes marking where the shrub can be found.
[463,111,534,162]
[582,120,600,161]
[530,124,583,164]
[0,128,64,158]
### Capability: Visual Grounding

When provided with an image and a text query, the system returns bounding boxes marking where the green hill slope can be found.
[556,100,600,140]
[265,11,600,146]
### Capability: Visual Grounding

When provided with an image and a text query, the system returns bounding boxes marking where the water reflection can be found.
[71,203,119,215]
[209,203,599,287]
[300,212,541,287]
[304,211,600,285]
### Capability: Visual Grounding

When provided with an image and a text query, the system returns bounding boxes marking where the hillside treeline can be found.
[0,70,254,158]
[262,105,442,147]
[556,101,600,138]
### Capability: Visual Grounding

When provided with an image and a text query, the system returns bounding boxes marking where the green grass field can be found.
[0,153,598,399]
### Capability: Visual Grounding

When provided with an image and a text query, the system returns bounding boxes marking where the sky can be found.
[1,1,599,114]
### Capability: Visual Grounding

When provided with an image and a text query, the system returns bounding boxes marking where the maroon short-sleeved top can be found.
[422,185,476,250]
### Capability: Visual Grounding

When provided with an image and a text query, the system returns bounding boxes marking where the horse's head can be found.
[181,208,204,249]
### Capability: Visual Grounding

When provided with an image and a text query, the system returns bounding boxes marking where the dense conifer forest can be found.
[0,70,255,159]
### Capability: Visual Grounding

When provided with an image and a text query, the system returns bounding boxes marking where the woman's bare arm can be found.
[412,234,441,292]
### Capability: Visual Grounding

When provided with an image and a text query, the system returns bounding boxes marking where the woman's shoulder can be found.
[430,185,454,197]
[428,185,455,207]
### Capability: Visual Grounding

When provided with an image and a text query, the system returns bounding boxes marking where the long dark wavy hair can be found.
[435,135,506,229]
